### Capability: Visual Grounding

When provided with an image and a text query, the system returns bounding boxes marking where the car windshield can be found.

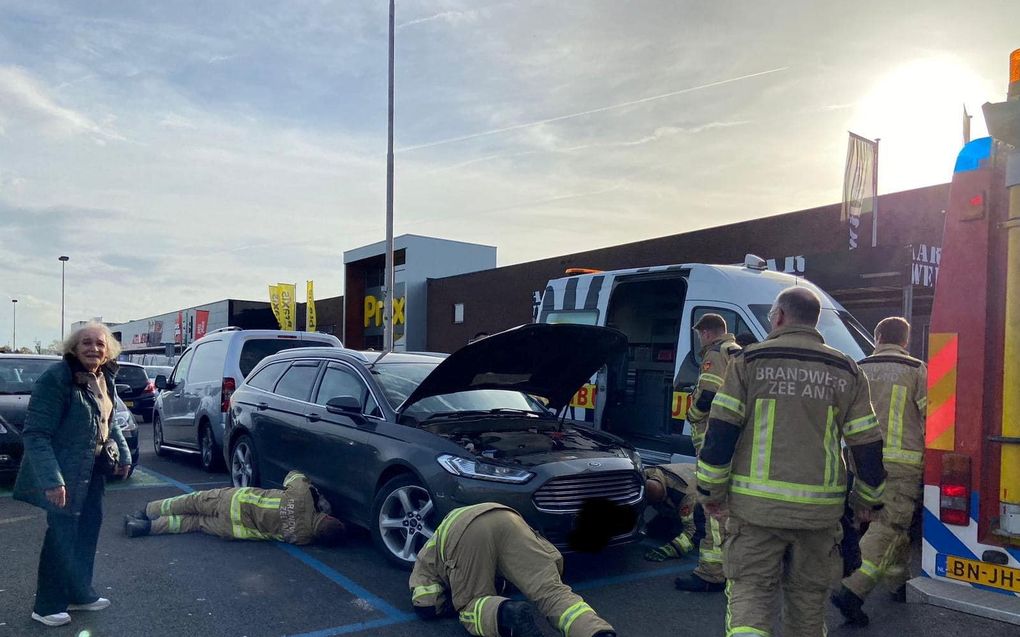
[749,305,873,360]
[0,358,57,394]
[370,362,551,421]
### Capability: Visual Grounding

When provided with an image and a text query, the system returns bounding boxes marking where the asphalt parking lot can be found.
[0,425,1008,637]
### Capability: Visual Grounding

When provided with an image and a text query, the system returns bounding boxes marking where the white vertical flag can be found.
[841,132,878,250]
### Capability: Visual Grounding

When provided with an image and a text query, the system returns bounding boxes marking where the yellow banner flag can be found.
[278,283,297,331]
[306,280,317,332]
[268,285,285,329]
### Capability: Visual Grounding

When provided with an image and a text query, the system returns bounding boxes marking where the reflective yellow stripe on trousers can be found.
[558,601,595,637]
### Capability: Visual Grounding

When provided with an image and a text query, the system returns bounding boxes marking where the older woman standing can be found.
[13,323,133,627]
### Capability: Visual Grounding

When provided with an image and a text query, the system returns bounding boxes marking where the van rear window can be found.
[238,339,332,378]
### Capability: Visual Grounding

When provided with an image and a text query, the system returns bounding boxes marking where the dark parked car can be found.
[0,354,139,478]
[116,362,157,422]
[224,323,645,567]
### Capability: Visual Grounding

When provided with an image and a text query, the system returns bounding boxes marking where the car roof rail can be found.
[206,326,243,335]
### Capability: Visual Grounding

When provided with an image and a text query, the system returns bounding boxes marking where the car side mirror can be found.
[115,383,132,395]
[155,375,170,390]
[325,396,362,415]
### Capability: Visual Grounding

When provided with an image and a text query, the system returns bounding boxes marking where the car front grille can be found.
[532,471,643,513]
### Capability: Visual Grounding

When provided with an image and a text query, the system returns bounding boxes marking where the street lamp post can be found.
[59,256,70,339]
[383,0,396,352]
[11,299,17,351]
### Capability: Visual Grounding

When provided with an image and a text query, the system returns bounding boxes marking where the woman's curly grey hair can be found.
[61,322,122,362]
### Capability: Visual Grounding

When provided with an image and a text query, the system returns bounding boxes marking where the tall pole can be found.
[11,299,17,351]
[871,138,880,248]
[383,0,396,352]
[59,256,69,339]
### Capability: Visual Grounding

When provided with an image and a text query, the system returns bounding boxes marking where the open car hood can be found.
[398,323,627,413]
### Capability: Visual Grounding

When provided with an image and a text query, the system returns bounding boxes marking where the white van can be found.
[537,255,874,464]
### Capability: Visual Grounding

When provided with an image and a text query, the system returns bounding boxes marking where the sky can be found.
[1,0,1018,348]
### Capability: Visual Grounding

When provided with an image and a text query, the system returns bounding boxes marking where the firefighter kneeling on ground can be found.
[409,500,631,637]
[643,463,699,563]
[123,471,346,545]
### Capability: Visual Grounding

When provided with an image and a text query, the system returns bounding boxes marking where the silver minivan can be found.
[153,328,342,471]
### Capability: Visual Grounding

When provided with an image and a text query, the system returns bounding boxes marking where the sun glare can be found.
[851,56,995,192]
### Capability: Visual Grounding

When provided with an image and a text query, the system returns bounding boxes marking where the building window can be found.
[453,303,465,324]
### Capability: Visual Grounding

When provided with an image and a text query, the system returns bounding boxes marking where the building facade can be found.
[426,184,948,356]
[342,234,496,351]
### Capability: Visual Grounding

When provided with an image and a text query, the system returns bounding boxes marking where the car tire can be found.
[199,423,224,473]
[153,415,168,457]
[230,435,260,488]
[370,474,437,570]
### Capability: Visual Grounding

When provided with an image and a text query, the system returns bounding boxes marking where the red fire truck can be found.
[909,50,1020,621]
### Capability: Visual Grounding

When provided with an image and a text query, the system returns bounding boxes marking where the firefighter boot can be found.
[674,573,725,592]
[831,585,869,627]
[124,516,151,538]
[496,600,544,637]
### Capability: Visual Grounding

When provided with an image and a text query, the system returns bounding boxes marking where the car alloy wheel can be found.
[231,440,255,487]
[378,484,435,563]
[153,416,167,457]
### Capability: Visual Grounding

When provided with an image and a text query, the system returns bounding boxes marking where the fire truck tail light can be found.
[940,453,972,526]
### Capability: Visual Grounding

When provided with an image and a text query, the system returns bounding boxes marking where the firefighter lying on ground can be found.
[409,500,630,637]
[123,471,346,545]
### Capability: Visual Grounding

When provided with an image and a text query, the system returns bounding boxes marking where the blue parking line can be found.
[284,616,412,637]
[137,465,198,494]
[276,543,415,621]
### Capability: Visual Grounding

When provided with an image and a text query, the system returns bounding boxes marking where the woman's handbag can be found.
[96,438,121,477]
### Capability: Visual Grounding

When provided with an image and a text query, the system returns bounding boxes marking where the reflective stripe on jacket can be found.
[686,334,741,451]
[697,325,884,529]
[859,344,927,476]
[228,471,328,543]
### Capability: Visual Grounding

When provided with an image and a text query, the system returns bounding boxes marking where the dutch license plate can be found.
[123,401,134,408]
[937,554,1020,593]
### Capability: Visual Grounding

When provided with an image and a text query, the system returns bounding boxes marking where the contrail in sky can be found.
[397,66,789,152]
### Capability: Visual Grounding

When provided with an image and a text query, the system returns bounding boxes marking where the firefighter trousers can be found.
[145,489,233,538]
[723,517,842,637]
[695,513,726,583]
[843,473,922,598]
[450,510,613,637]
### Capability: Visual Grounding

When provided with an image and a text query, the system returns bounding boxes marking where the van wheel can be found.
[230,435,260,488]
[200,424,223,473]
[370,474,436,570]
[153,415,167,457]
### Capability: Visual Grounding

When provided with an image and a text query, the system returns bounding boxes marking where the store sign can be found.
[363,283,407,340]
[912,244,941,288]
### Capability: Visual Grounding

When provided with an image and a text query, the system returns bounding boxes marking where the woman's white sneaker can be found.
[31,612,71,626]
[67,597,110,611]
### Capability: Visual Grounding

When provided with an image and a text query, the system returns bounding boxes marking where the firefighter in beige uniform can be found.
[123,471,345,544]
[676,313,741,592]
[643,463,699,560]
[833,317,927,625]
[409,503,616,637]
[697,287,887,637]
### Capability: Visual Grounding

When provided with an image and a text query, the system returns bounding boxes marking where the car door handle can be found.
[256,402,269,411]
[305,413,321,422]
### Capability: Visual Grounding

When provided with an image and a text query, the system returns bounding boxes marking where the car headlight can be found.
[114,410,137,432]
[437,454,535,484]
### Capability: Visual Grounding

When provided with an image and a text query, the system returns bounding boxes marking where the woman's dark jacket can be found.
[13,354,132,516]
